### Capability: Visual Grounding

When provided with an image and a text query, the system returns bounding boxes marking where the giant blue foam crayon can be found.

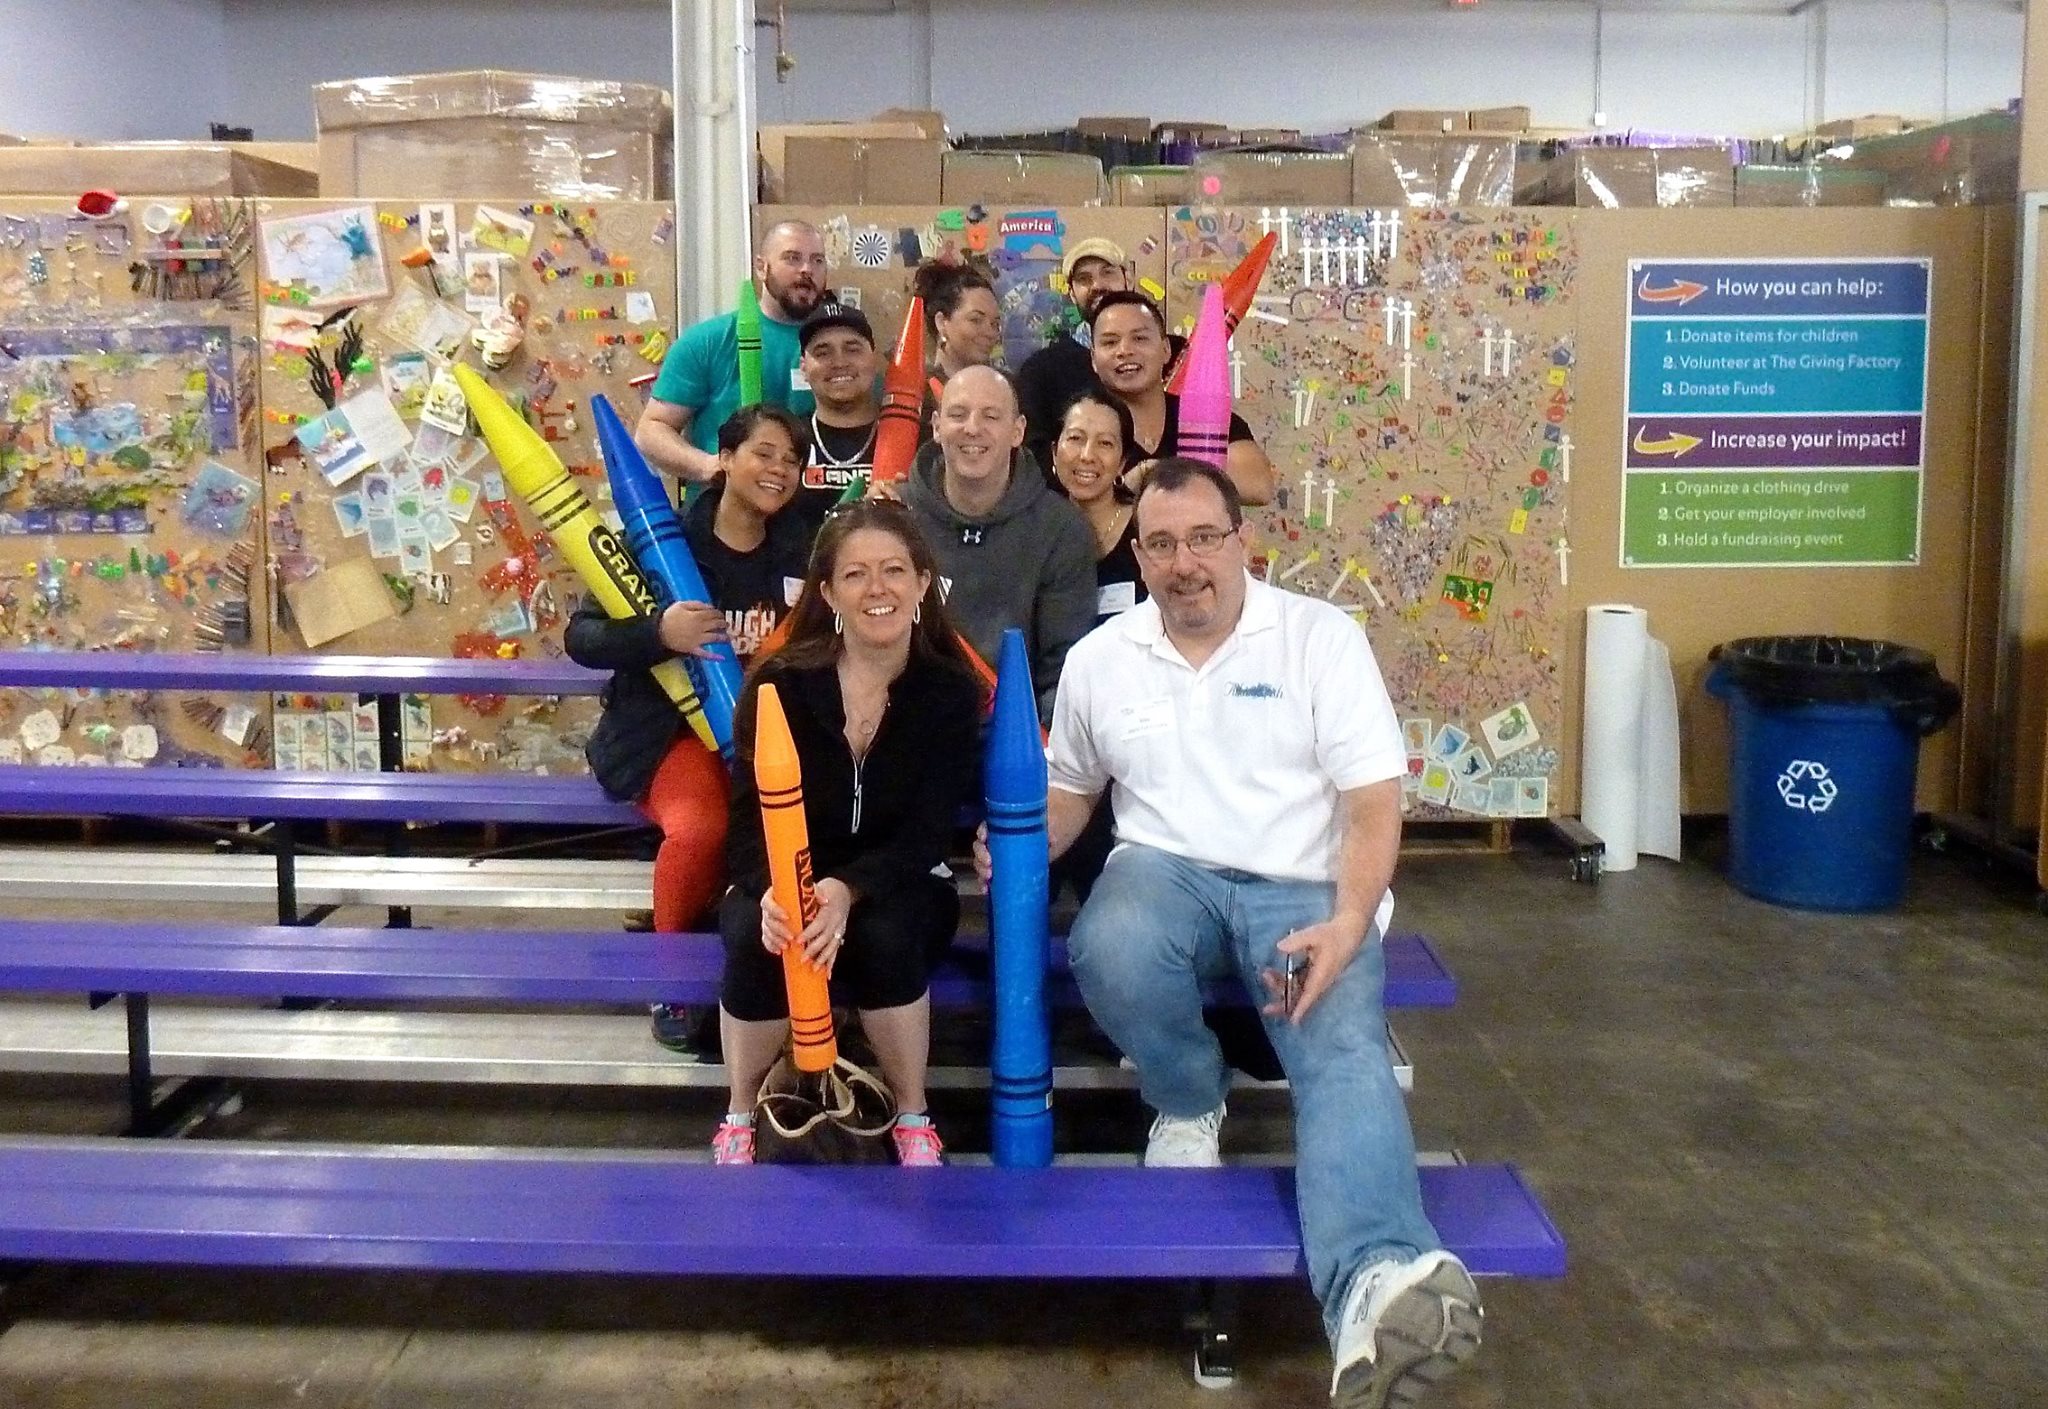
[985,627,1053,1168]
[590,392,743,761]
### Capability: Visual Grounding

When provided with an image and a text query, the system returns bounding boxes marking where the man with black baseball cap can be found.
[1016,237,1130,467]
[793,304,882,540]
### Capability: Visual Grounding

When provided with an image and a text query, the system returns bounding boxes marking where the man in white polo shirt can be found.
[1041,456,1482,1409]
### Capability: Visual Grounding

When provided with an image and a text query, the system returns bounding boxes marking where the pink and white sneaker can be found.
[891,1114,945,1167]
[711,1116,755,1165]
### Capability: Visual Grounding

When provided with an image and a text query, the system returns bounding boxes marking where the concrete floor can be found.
[1,840,2045,1408]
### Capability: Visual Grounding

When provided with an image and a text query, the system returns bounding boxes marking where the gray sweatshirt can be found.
[903,442,1098,720]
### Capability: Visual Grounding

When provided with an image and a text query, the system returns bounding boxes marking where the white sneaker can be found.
[1143,1104,1224,1167]
[1329,1250,1482,1409]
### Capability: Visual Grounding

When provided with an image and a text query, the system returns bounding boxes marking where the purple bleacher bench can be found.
[0,764,641,828]
[0,920,1455,1010]
[0,1138,1566,1279]
[0,650,605,697]
[0,919,1450,1137]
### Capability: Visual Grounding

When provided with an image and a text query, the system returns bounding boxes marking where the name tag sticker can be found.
[790,368,810,392]
[783,576,805,606]
[1118,697,1175,741]
[1096,581,1138,616]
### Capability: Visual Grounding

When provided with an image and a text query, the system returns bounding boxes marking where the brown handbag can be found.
[752,1054,899,1165]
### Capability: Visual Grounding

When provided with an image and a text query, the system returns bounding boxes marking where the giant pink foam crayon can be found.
[1177,282,1234,471]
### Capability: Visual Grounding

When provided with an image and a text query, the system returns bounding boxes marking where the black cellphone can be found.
[1283,953,1304,1013]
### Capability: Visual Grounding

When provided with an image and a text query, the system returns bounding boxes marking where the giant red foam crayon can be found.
[754,682,838,1073]
[1177,282,1234,471]
[591,391,742,761]
[872,296,925,484]
[1166,231,1276,394]
[452,363,717,754]
[984,627,1053,1167]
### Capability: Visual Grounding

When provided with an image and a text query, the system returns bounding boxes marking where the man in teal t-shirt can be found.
[635,219,826,486]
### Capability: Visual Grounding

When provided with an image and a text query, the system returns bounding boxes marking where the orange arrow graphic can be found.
[1632,427,1703,457]
[1638,276,1707,305]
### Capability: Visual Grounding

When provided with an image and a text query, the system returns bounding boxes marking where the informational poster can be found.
[1622,257,1930,567]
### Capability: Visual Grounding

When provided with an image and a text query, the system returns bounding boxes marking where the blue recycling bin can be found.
[1707,637,1958,911]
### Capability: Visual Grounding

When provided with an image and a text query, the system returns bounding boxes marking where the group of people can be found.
[568,219,1480,1409]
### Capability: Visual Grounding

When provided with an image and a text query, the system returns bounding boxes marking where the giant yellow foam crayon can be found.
[753,682,838,1072]
[451,363,717,753]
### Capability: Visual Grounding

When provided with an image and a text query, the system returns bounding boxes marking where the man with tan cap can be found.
[1017,237,1131,468]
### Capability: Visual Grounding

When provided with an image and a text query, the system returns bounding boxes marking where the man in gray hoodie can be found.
[903,365,1097,720]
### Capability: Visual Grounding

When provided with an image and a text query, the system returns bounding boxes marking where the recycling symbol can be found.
[1777,759,1838,814]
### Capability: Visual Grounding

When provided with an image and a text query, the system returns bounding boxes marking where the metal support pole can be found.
[123,993,151,1136]
[1992,193,2045,850]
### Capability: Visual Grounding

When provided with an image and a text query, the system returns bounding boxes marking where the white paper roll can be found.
[1583,605,1649,871]
[1636,637,1683,862]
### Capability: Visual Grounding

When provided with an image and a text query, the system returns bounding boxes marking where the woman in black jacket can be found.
[564,406,813,956]
[713,500,986,1167]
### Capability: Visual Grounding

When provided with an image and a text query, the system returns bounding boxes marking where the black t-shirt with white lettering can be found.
[796,417,876,540]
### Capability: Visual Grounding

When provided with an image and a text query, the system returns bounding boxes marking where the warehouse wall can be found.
[0,0,229,140]
[0,1,2024,152]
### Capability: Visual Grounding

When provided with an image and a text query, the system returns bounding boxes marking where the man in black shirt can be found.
[1016,237,1129,468]
[792,306,881,540]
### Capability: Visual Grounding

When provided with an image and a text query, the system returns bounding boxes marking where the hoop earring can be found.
[912,603,922,625]
[832,611,844,635]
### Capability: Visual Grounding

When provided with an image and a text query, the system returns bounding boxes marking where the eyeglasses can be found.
[1135,527,1237,563]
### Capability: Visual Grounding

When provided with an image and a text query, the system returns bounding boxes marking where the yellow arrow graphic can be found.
[1632,426,1703,458]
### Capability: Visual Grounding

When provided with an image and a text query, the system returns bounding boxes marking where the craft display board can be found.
[1570,207,1996,817]
[0,196,270,769]
[1165,206,1576,821]
[252,199,679,775]
[760,205,1168,375]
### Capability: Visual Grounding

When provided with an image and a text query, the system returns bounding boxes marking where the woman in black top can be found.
[714,500,986,1167]
[1087,289,1278,505]
[564,405,811,941]
[1049,387,1145,625]
[913,258,1001,436]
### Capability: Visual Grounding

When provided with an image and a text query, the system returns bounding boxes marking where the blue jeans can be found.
[1068,842,1443,1344]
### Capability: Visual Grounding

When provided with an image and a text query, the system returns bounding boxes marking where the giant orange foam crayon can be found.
[452,363,717,753]
[753,682,838,1073]
[1166,231,1276,394]
[1177,283,1234,471]
[872,296,925,484]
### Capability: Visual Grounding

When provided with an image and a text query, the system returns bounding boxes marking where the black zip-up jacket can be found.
[564,480,811,802]
[725,652,983,902]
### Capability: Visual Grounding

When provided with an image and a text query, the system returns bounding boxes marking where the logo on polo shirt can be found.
[1229,682,1283,699]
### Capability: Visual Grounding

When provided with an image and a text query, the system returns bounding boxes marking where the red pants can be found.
[636,735,729,933]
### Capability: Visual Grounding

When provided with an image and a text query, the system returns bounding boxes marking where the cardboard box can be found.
[1467,106,1531,134]
[758,120,931,200]
[1734,164,1887,207]
[1814,114,1915,140]
[781,135,944,204]
[1380,109,1470,134]
[1352,133,1515,208]
[941,150,1106,204]
[1827,112,2017,205]
[1547,146,1734,207]
[1153,120,1233,144]
[1234,128,1304,146]
[1189,149,1351,205]
[1110,165,1192,206]
[0,142,319,197]
[871,107,947,140]
[1080,116,1154,142]
[314,70,672,199]
[234,141,320,177]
